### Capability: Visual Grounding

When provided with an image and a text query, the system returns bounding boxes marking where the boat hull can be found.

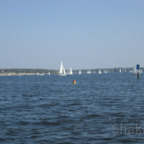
[58,73,67,76]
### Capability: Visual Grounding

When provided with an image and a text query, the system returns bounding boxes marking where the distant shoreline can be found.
[0,69,58,75]
[0,73,38,76]
[0,67,143,76]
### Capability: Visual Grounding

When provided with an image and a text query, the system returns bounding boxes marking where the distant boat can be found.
[104,70,107,74]
[124,69,127,72]
[139,69,143,74]
[40,73,45,76]
[58,61,67,76]
[79,70,81,75]
[87,70,91,74]
[119,69,122,73]
[98,70,102,74]
[48,72,50,75]
[130,65,142,74]
[67,68,73,75]
[130,66,137,74]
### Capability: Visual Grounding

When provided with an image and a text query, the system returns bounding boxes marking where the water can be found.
[0,73,144,144]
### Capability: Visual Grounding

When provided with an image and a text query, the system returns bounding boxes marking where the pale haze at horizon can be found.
[0,0,144,69]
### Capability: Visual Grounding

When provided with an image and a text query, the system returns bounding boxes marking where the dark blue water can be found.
[0,73,144,144]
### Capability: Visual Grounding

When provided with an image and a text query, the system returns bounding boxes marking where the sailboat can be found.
[139,69,143,74]
[67,68,73,75]
[130,65,137,74]
[79,70,81,75]
[104,70,107,73]
[58,61,67,76]
[87,70,91,74]
[130,65,143,75]
[98,70,102,74]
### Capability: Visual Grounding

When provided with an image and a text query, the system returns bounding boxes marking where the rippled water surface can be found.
[0,73,144,144]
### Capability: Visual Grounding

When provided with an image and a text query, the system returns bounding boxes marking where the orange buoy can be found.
[73,80,76,84]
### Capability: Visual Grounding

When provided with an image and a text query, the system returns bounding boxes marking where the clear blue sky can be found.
[0,0,144,69]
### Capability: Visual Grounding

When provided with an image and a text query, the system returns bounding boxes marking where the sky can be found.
[0,0,144,69]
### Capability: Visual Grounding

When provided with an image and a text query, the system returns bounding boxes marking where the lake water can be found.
[0,73,144,144]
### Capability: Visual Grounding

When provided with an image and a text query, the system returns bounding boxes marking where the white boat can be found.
[119,69,122,73]
[130,66,137,74]
[139,69,143,74]
[40,73,45,76]
[67,68,73,75]
[104,70,107,73]
[130,65,142,74]
[58,61,67,76]
[98,70,102,74]
[37,73,40,75]
[79,70,81,75]
[87,70,91,74]
[48,72,50,75]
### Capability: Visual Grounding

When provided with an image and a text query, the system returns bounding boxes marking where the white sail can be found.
[130,66,137,74]
[79,70,81,75]
[68,68,73,75]
[139,69,143,74]
[98,70,102,74]
[87,70,91,74]
[58,61,66,76]
[130,65,142,74]
[59,62,63,74]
